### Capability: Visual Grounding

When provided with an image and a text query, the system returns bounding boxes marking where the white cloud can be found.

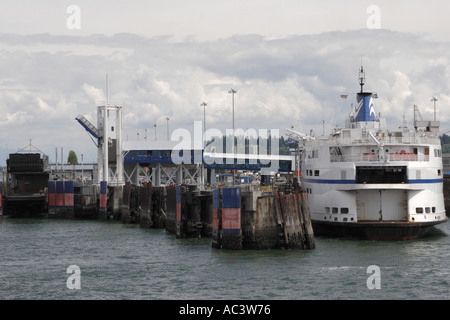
[82,83,105,104]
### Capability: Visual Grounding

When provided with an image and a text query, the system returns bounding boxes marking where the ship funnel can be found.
[353,92,377,122]
[351,65,378,123]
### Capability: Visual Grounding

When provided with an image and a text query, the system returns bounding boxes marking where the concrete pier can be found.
[241,190,281,249]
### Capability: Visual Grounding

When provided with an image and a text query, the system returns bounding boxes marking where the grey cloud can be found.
[0,29,449,164]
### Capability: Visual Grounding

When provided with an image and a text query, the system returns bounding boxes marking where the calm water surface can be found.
[1,217,449,300]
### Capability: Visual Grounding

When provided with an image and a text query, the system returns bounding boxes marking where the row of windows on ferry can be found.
[321,207,436,215]
[305,147,442,159]
[305,167,442,183]
[415,207,436,214]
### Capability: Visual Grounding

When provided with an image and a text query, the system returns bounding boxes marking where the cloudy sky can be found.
[0,0,450,164]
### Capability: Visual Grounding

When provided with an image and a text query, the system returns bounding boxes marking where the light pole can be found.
[165,117,170,141]
[228,89,237,132]
[228,88,237,185]
[154,122,157,140]
[200,102,207,189]
[201,102,207,132]
[431,97,438,121]
[200,102,207,146]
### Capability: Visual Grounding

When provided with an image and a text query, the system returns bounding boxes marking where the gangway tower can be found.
[97,104,124,186]
[76,104,124,186]
[76,99,124,219]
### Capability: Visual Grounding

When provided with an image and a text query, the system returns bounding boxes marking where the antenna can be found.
[358,62,365,93]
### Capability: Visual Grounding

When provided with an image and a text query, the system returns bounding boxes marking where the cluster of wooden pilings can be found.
[121,183,315,250]
[121,183,166,228]
[166,185,213,238]
[212,188,315,250]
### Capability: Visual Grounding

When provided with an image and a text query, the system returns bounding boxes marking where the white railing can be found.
[305,135,440,147]
[329,154,429,163]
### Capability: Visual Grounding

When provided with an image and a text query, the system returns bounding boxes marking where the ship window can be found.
[438,169,442,176]
[332,207,338,213]
[341,208,349,214]
[416,207,423,214]
[356,166,407,184]
[425,207,431,213]
[325,207,330,213]
[432,207,436,213]
[314,170,320,176]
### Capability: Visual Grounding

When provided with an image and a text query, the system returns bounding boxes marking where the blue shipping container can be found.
[221,187,240,208]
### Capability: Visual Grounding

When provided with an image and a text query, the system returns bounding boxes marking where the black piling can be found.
[169,185,208,239]
[121,183,166,227]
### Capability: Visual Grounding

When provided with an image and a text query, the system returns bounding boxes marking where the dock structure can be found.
[116,177,315,250]
[67,102,314,249]
[122,140,205,189]
[4,152,49,218]
[212,186,315,250]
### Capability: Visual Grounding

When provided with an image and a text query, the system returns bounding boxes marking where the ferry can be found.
[287,66,448,240]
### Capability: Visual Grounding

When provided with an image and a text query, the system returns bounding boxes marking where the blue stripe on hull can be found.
[304,178,443,184]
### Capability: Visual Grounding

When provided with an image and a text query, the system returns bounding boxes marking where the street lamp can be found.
[431,97,438,121]
[228,89,237,132]
[200,102,207,146]
[154,122,157,140]
[165,117,170,141]
[228,88,237,186]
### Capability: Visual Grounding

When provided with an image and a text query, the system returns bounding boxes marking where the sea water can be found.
[0,217,449,300]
